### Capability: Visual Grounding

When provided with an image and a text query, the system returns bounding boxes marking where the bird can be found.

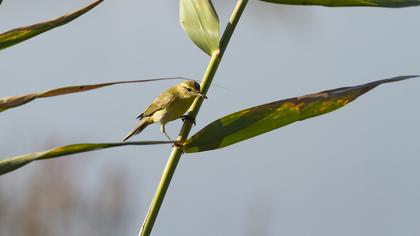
[122,80,207,142]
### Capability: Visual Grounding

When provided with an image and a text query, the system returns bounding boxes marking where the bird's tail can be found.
[122,119,150,142]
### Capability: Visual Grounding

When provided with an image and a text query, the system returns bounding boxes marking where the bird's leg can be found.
[160,124,172,141]
[160,125,182,149]
[181,114,196,126]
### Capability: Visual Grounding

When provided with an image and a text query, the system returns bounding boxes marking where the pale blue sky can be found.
[1,1,420,235]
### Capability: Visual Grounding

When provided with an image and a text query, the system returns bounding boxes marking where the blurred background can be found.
[1,0,420,235]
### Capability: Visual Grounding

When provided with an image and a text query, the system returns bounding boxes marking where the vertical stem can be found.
[139,1,249,235]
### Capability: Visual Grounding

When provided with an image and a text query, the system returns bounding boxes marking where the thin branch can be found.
[138,0,249,235]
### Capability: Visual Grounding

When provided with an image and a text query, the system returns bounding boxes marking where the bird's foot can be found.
[172,141,184,150]
[181,115,196,126]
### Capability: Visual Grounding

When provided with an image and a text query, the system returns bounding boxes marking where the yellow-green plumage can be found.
[122,80,205,141]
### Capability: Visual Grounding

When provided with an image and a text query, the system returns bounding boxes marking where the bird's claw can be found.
[181,115,196,126]
[172,141,184,150]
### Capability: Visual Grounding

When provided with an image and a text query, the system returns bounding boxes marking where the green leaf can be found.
[0,0,103,51]
[183,75,418,153]
[180,0,220,55]
[0,77,187,113]
[259,0,420,7]
[0,141,173,175]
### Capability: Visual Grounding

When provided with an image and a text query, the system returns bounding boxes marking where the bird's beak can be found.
[197,92,208,99]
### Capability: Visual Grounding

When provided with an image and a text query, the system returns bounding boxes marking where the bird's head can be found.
[177,80,207,99]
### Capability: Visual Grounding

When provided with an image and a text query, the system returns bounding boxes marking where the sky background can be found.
[1,0,420,235]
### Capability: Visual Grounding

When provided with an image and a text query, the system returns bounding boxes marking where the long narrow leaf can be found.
[0,141,173,175]
[180,0,220,55]
[0,0,102,50]
[0,77,187,113]
[259,0,420,7]
[183,75,418,153]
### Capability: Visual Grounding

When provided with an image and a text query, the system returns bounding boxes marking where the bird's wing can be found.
[138,93,176,119]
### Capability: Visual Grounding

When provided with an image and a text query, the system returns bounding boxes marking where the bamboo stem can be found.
[138,1,249,235]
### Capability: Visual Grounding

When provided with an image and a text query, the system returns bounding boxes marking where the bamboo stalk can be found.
[138,1,249,235]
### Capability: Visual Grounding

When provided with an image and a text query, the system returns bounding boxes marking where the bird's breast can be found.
[160,97,195,124]
[164,98,194,123]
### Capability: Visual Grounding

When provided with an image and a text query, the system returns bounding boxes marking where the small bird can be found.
[122,80,207,142]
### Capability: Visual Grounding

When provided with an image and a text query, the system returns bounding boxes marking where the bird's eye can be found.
[187,88,192,92]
